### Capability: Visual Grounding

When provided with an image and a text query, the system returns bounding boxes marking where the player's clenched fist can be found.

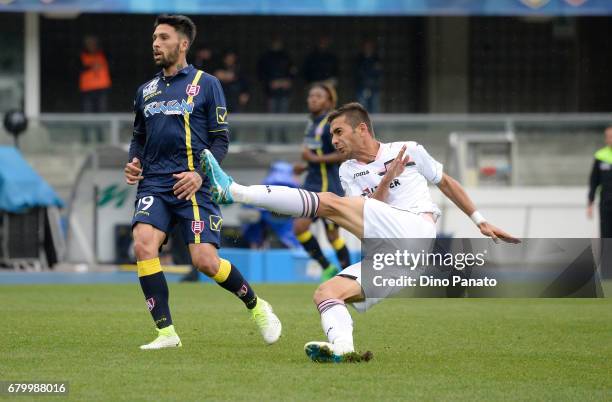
[124,157,144,185]
[172,171,203,200]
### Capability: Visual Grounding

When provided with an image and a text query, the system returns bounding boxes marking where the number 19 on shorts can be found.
[135,196,155,217]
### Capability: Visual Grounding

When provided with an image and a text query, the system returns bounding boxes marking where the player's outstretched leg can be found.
[201,149,320,217]
[200,149,365,238]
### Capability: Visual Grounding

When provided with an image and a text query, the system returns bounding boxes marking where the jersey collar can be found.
[156,64,195,79]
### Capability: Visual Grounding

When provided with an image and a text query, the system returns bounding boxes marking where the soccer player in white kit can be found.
[200,102,519,362]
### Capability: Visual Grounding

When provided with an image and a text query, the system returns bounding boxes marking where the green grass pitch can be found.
[1,283,611,401]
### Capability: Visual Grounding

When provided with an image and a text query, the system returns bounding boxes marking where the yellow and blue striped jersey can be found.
[302,112,343,195]
[132,64,229,194]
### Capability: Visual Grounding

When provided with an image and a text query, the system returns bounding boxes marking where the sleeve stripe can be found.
[208,128,229,133]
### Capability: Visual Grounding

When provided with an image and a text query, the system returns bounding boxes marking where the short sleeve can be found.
[339,163,361,197]
[409,142,443,184]
[204,76,230,134]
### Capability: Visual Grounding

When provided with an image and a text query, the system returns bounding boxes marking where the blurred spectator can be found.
[588,126,612,237]
[588,126,612,278]
[79,35,111,113]
[79,35,111,142]
[241,161,301,249]
[258,37,295,113]
[355,39,383,113]
[257,37,296,141]
[193,45,216,72]
[214,50,250,113]
[302,36,338,86]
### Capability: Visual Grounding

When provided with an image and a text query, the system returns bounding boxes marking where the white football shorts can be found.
[341,198,436,312]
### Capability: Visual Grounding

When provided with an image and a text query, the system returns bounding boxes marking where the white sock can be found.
[229,183,319,218]
[318,299,354,354]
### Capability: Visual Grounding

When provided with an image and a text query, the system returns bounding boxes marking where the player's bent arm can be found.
[195,130,229,181]
[436,173,477,217]
[125,133,145,185]
[437,173,520,244]
[371,144,409,202]
[370,175,392,202]
[208,129,229,163]
[128,131,145,162]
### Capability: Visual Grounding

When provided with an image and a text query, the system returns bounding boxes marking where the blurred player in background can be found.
[242,161,302,249]
[200,102,519,362]
[124,14,281,350]
[588,125,612,238]
[293,83,351,281]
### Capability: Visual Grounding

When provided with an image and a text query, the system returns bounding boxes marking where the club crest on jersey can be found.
[186,84,200,96]
[191,220,205,234]
[146,297,155,311]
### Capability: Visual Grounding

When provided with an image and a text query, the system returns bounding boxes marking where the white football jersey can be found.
[339,141,443,217]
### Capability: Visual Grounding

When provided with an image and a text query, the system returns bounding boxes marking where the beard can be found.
[154,45,180,68]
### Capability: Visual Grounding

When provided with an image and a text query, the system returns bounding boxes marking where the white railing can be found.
[0,112,608,149]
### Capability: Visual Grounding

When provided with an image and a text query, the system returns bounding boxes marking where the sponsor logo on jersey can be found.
[360,179,401,196]
[361,187,375,197]
[144,99,194,117]
[353,170,369,178]
[146,297,155,311]
[601,163,611,171]
[186,84,200,96]
[191,220,205,234]
[209,215,223,231]
[519,0,550,9]
[144,90,162,102]
[143,78,159,97]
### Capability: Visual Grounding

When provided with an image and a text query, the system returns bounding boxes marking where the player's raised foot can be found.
[251,298,282,345]
[320,264,340,283]
[199,149,234,204]
[139,325,182,350]
[304,341,373,363]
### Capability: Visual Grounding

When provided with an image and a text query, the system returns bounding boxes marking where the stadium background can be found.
[0,1,611,400]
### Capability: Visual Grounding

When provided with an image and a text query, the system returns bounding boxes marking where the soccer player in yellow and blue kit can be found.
[294,83,351,281]
[124,15,281,349]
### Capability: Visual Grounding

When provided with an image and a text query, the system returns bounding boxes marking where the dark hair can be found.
[328,102,374,135]
[309,82,337,108]
[154,14,196,48]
